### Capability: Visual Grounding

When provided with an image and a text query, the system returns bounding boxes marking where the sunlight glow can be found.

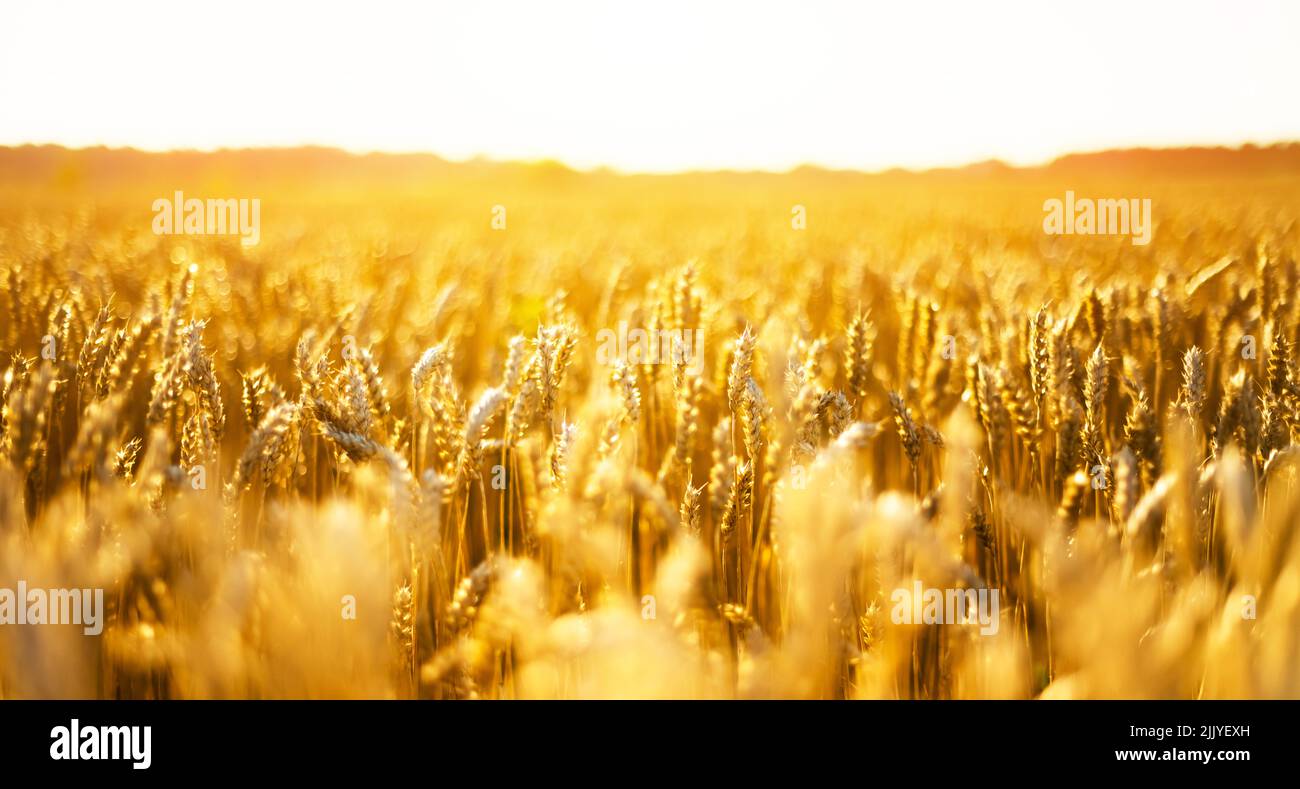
[2,0,1298,172]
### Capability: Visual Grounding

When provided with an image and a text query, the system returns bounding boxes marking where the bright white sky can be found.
[2,1,1298,173]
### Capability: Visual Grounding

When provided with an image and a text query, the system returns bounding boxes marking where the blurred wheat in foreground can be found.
[1,169,1299,699]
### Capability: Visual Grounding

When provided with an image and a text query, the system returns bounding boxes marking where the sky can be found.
[2,0,1298,173]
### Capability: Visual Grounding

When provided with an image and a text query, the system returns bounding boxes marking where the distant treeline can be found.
[2,142,1299,187]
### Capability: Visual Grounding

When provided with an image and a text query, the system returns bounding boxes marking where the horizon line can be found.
[4,139,1300,179]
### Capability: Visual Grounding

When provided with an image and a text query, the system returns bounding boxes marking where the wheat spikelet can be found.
[355,346,392,428]
[1055,391,1084,483]
[65,392,126,479]
[76,298,115,396]
[2,362,60,473]
[1081,343,1108,462]
[160,264,194,361]
[241,366,271,432]
[1124,385,1161,487]
[113,436,143,481]
[889,390,920,469]
[844,308,874,403]
[679,475,704,538]
[708,416,735,523]
[549,419,576,491]
[500,335,529,394]
[726,325,756,414]
[101,314,158,398]
[1179,346,1207,422]
[234,401,301,489]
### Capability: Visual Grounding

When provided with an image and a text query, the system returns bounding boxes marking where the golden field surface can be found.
[1,149,1299,699]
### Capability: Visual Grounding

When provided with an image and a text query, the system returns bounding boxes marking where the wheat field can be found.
[1,157,1298,699]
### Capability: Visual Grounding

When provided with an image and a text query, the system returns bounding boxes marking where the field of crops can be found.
[1,153,1298,698]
